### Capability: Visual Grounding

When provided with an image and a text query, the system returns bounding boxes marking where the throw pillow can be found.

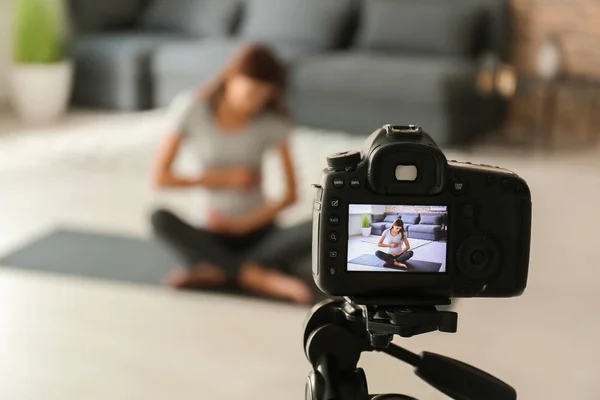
[356,0,486,56]
[139,0,239,37]
[400,213,420,225]
[383,214,399,223]
[241,0,355,50]
[372,214,385,222]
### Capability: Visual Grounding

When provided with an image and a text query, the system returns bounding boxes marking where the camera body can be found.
[312,125,531,298]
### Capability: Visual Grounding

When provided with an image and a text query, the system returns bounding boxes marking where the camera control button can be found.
[470,250,487,266]
[314,201,322,211]
[457,237,499,281]
[328,267,338,276]
[333,177,344,188]
[350,178,360,188]
[515,182,525,193]
[328,215,340,225]
[328,232,339,242]
[451,180,465,194]
[501,178,517,192]
[328,249,338,259]
[330,198,341,208]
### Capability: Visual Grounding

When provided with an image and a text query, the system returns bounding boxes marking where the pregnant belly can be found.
[208,190,265,217]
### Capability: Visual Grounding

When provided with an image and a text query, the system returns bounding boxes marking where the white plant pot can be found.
[361,227,372,237]
[10,61,73,124]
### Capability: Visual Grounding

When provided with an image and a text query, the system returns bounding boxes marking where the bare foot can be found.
[394,262,408,269]
[239,264,313,304]
[166,264,227,289]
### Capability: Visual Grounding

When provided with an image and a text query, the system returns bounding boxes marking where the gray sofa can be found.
[69,0,509,145]
[370,212,444,241]
[371,213,421,236]
[407,214,445,241]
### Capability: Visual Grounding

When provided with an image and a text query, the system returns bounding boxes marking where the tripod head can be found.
[304,298,516,400]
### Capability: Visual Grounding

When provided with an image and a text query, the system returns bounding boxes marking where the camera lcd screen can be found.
[347,204,448,273]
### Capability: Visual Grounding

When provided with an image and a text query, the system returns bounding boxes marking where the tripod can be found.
[303,298,516,400]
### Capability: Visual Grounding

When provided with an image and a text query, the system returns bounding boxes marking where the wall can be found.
[0,0,10,106]
[348,215,363,237]
[509,0,600,142]
[348,205,386,236]
[511,0,600,79]
[385,206,447,214]
[348,204,386,215]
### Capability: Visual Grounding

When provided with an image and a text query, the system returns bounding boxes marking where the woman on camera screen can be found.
[151,44,312,303]
[375,219,414,269]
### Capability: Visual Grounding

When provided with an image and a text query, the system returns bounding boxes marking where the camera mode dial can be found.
[327,150,361,170]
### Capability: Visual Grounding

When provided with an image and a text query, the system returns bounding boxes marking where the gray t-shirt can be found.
[382,228,405,254]
[167,92,291,217]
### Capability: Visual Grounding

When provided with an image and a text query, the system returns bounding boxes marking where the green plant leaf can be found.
[13,0,67,64]
[362,214,371,228]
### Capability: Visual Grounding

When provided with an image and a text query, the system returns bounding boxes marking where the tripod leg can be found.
[306,357,369,400]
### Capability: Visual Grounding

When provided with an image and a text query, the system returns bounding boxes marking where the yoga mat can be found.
[348,254,442,272]
[0,228,322,301]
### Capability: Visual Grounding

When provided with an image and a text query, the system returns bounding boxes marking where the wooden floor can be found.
[0,112,599,399]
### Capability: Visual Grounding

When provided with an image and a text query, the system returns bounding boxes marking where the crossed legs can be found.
[151,209,313,303]
[375,250,414,269]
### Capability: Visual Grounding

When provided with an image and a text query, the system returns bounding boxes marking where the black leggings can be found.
[375,250,414,265]
[151,209,312,278]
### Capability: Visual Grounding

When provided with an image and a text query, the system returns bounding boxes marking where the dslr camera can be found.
[312,124,531,298]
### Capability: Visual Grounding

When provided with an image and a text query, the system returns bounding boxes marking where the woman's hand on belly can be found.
[204,166,261,191]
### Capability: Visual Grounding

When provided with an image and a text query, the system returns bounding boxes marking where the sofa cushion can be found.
[420,214,444,225]
[400,213,420,225]
[70,0,146,32]
[240,0,355,50]
[383,214,399,223]
[372,214,385,222]
[139,0,239,37]
[292,54,476,104]
[408,224,441,234]
[356,0,486,56]
[75,33,188,75]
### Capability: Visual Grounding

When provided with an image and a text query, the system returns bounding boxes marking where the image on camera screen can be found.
[347,204,448,273]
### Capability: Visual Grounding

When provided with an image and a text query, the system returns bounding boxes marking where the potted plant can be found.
[361,214,372,237]
[10,0,72,124]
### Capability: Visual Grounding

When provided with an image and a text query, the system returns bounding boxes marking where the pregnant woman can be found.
[375,218,414,269]
[151,44,312,303]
